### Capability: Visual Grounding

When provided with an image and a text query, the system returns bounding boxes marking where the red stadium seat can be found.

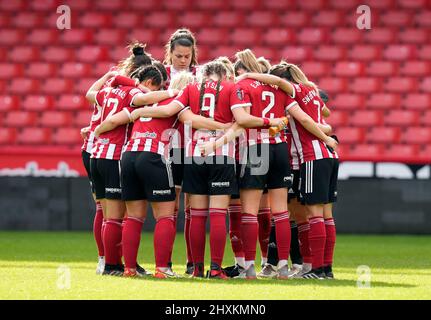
[0,30,25,45]
[127,29,160,45]
[333,62,364,77]
[366,127,400,144]
[312,10,343,26]
[22,95,54,111]
[145,12,175,28]
[230,29,261,45]
[246,11,279,27]
[17,128,51,145]
[76,46,109,63]
[68,0,92,10]
[42,47,75,62]
[415,10,431,27]
[0,0,25,11]
[323,111,348,127]
[108,47,130,62]
[0,96,19,111]
[52,128,83,145]
[13,12,44,28]
[231,0,261,10]
[213,12,245,27]
[129,0,160,10]
[317,78,348,93]
[381,11,413,26]
[364,28,397,44]
[74,110,93,127]
[418,145,431,162]
[6,111,38,127]
[263,0,291,10]
[26,63,57,78]
[0,13,10,28]
[8,47,40,63]
[398,0,426,8]
[350,78,382,94]
[314,46,346,61]
[30,0,58,11]
[60,29,93,45]
[181,12,211,28]
[112,12,141,29]
[383,45,417,61]
[418,46,431,61]
[95,0,123,10]
[384,78,417,93]
[385,110,420,126]
[9,79,39,94]
[367,93,401,109]
[297,0,326,10]
[401,127,431,144]
[211,46,240,60]
[41,79,73,95]
[297,28,328,45]
[400,61,431,77]
[263,29,295,47]
[399,29,428,44]
[39,112,73,127]
[252,47,277,62]
[281,47,312,62]
[331,29,363,44]
[79,13,111,28]
[383,145,420,161]
[60,63,92,78]
[0,128,17,144]
[334,127,365,144]
[300,62,329,78]
[198,29,229,46]
[420,77,431,93]
[163,0,191,10]
[349,46,382,61]
[0,64,23,79]
[331,94,366,110]
[196,0,225,10]
[329,0,364,10]
[281,12,310,27]
[366,61,398,77]
[402,94,431,110]
[92,63,116,78]
[57,95,88,110]
[349,144,384,160]
[74,78,97,94]
[27,29,58,45]
[421,111,431,126]
[351,110,383,126]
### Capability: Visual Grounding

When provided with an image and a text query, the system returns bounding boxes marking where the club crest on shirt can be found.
[236,88,244,101]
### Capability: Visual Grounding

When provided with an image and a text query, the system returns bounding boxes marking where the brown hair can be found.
[117,41,153,76]
[216,56,235,80]
[257,57,271,73]
[234,49,262,76]
[270,61,317,89]
[152,60,168,82]
[130,65,163,87]
[164,28,198,67]
[198,61,227,117]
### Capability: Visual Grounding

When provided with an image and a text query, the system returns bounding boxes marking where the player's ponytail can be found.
[257,57,271,74]
[270,62,317,90]
[132,65,163,87]
[117,41,153,76]
[234,49,263,76]
[216,56,235,80]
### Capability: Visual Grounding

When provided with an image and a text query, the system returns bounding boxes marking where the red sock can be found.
[298,222,312,264]
[209,208,227,267]
[154,216,176,268]
[241,213,258,264]
[324,218,336,266]
[228,205,244,258]
[273,211,291,261]
[184,207,193,263]
[168,209,179,264]
[122,217,144,269]
[103,219,123,265]
[101,219,107,248]
[258,208,271,258]
[93,202,104,256]
[189,208,208,264]
[309,216,326,270]
[118,217,126,265]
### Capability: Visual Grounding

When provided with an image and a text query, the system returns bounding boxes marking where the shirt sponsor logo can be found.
[211,182,230,187]
[133,131,157,139]
[106,188,121,193]
[153,189,172,195]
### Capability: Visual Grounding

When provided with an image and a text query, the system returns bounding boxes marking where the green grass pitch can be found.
[0,232,430,300]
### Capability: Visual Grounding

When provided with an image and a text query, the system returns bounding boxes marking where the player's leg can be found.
[258,192,271,268]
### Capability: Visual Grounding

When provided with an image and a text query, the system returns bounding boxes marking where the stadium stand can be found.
[0,0,430,163]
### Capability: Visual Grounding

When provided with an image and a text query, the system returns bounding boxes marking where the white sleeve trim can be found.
[173,100,186,109]
[123,108,133,122]
[177,106,190,117]
[231,103,252,110]
[286,101,298,111]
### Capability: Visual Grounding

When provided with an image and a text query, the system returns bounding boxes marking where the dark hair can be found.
[152,61,168,82]
[164,28,198,67]
[269,62,293,81]
[198,61,226,116]
[117,41,153,76]
[131,65,162,87]
[319,89,329,103]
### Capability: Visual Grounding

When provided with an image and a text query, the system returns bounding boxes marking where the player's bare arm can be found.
[132,89,180,107]
[85,71,118,104]
[237,73,295,97]
[94,110,131,138]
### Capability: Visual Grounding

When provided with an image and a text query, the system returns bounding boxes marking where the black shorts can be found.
[81,150,95,193]
[121,151,175,202]
[91,158,122,200]
[299,158,339,205]
[288,170,300,203]
[170,147,184,188]
[183,156,238,196]
[240,143,292,190]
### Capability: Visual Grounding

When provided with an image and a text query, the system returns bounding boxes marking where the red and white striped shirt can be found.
[124,97,185,158]
[175,80,236,159]
[232,79,297,146]
[288,83,338,163]
[91,86,143,160]
[286,133,300,171]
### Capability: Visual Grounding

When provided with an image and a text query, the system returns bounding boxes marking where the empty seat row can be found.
[0,110,92,127]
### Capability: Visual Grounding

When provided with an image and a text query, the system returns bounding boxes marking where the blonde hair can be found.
[270,61,317,89]
[234,49,262,75]
[257,57,271,73]
[164,28,198,67]
[117,41,152,76]
[169,71,195,91]
[216,56,235,80]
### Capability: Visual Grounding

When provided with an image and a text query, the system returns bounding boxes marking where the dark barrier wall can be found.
[0,177,430,234]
